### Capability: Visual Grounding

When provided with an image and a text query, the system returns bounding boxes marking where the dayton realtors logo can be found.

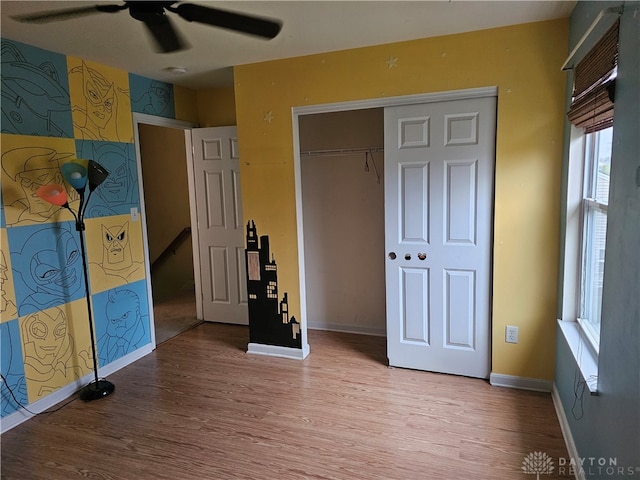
[522,452,640,478]
[522,451,555,479]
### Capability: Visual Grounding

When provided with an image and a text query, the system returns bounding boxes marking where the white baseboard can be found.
[247,342,310,360]
[1,343,154,434]
[489,372,553,392]
[552,384,584,480]
[307,321,386,337]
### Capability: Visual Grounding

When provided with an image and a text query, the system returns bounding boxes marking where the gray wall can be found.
[555,2,640,477]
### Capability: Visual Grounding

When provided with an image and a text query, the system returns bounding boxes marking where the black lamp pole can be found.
[64,160,115,401]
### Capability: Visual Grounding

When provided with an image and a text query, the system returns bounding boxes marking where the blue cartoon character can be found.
[98,288,147,364]
[76,141,138,217]
[131,79,172,117]
[1,321,27,415]
[1,41,73,137]
[14,225,84,316]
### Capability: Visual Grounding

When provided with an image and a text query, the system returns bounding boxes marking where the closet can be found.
[299,108,386,336]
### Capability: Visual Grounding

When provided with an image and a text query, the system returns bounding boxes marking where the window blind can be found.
[567,18,619,133]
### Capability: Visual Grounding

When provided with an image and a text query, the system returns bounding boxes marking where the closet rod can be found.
[300,146,384,158]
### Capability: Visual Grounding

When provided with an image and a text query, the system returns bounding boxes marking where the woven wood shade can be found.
[567,18,619,133]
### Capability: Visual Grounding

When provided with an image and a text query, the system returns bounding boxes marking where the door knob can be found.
[388,252,397,260]
[405,253,411,260]
[418,253,427,260]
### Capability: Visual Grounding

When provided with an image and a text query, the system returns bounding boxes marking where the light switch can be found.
[130,207,139,221]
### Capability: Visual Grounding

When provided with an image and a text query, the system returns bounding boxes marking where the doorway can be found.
[132,113,199,345]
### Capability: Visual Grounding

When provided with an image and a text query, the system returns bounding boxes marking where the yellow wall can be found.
[174,85,199,124]
[196,87,237,127]
[233,19,568,380]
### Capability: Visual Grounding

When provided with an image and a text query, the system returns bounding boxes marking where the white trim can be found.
[0,344,152,434]
[292,86,498,116]
[292,87,498,355]
[308,322,386,337]
[132,113,199,344]
[557,320,599,394]
[247,342,310,360]
[489,373,553,392]
[561,5,623,71]
[552,384,586,480]
[183,129,203,321]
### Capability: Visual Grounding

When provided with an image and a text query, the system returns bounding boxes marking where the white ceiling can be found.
[1,1,576,89]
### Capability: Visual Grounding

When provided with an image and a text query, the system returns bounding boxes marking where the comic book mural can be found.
[245,221,302,349]
[85,215,146,294]
[129,74,175,118]
[1,135,78,227]
[1,39,74,138]
[92,280,150,366]
[67,58,133,143]
[1,320,27,416]
[20,300,93,402]
[0,37,179,420]
[8,222,86,317]
[76,140,139,218]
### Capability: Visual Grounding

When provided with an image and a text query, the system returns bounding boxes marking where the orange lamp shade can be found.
[36,184,68,206]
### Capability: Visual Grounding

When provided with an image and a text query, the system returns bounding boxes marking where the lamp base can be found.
[78,379,115,401]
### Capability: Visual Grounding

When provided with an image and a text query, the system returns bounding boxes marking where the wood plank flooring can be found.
[1,324,572,479]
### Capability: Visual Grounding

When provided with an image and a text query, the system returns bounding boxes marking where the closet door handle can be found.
[388,252,397,260]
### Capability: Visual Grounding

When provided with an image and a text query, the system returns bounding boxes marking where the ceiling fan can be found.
[12,1,283,53]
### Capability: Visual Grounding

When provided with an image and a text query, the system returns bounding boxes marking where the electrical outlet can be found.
[505,325,519,344]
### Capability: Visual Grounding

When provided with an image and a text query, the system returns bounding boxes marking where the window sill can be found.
[557,319,599,395]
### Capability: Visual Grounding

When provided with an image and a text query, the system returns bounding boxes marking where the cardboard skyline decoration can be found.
[245,221,301,349]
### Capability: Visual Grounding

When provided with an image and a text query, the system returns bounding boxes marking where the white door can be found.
[384,95,496,378]
[191,126,248,324]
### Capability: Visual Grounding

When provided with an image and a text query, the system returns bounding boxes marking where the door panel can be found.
[192,126,248,325]
[385,95,495,378]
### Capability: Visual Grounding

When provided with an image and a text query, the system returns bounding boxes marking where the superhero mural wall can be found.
[245,221,302,349]
[0,37,174,419]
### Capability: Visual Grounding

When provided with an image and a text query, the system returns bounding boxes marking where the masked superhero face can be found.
[28,229,82,296]
[99,153,129,204]
[102,222,129,266]
[22,309,67,362]
[82,62,114,129]
[18,168,64,214]
[106,296,139,336]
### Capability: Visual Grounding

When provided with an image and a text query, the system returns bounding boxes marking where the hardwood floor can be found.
[1,324,572,479]
[153,288,202,345]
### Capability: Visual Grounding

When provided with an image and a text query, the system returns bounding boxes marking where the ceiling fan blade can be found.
[170,3,282,40]
[134,9,188,53]
[12,4,127,24]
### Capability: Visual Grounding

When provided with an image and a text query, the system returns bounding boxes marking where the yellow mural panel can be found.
[67,57,133,143]
[1,230,18,322]
[1,134,79,227]
[20,299,92,402]
[84,214,145,294]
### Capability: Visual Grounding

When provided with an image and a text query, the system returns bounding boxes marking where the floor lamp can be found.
[36,159,115,401]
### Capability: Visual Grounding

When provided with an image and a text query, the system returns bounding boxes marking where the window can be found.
[565,17,619,354]
[578,127,612,349]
